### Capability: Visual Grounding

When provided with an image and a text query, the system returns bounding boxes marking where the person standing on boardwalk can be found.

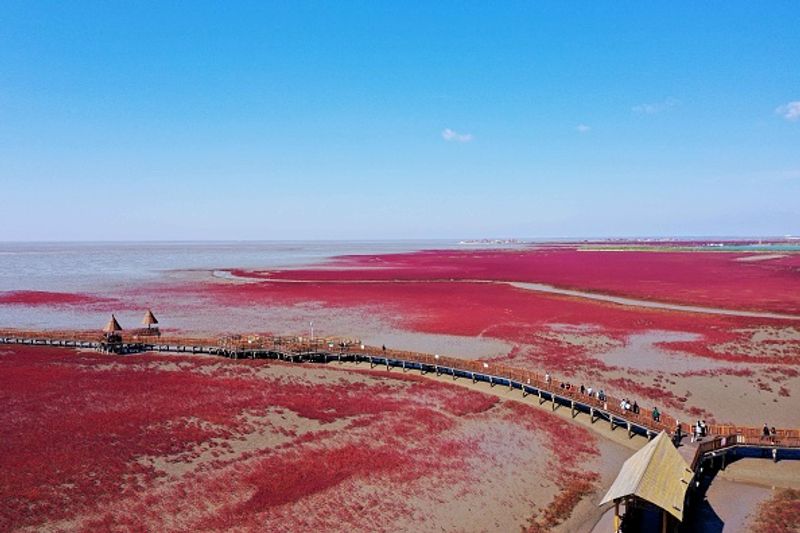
[674,421,683,446]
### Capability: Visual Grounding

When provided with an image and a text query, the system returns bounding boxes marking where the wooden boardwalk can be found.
[2,329,799,468]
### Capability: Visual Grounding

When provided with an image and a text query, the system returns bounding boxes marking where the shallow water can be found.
[0,241,464,293]
[0,240,524,330]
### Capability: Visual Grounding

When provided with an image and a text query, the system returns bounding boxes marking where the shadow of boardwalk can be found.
[682,493,725,533]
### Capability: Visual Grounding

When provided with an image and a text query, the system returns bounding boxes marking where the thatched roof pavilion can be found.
[142,309,159,328]
[102,314,123,334]
[600,431,693,531]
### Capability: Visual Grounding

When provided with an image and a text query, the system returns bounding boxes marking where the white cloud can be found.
[632,97,679,115]
[441,128,474,143]
[576,124,591,133]
[776,101,800,121]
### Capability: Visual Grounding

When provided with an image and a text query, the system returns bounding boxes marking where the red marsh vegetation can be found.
[0,345,600,532]
[190,248,800,424]
[0,290,114,308]
[231,248,800,314]
[752,488,800,533]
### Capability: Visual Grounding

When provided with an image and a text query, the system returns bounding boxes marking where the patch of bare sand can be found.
[718,459,800,490]
[138,409,354,479]
[735,254,787,262]
[559,438,632,533]
[694,477,772,533]
[746,326,800,342]
[707,326,800,360]
[387,417,556,532]
[594,330,735,373]
[669,372,800,426]
[542,327,623,354]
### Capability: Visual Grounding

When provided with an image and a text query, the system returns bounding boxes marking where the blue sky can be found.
[1,2,798,240]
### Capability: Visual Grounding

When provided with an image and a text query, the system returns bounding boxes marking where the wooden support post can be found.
[539,389,545,405]
[552,396,556,411]
[590,407,595,423]
[628,422,633,439]
[522,387,527,398]
[369,357,374,369]
[472,372,476,383]
[571,400,576,418]
[610,415,614,430]
[661,509,668,533]
[614,500,620,533]
[402,360,406,372]
[489,376,494,388]
[508,380,513,391]
[386,359,389,371]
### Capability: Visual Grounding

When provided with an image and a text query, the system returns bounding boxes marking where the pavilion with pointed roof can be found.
[142,309,159,329]
[600,431,694,532]
[102,314,122,335]
[101,314,123,346]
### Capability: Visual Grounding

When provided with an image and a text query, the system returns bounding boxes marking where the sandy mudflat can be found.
[2,346,616,532]
[735,254,787,262]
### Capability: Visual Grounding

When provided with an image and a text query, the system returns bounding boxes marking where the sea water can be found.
[0,240,514,331]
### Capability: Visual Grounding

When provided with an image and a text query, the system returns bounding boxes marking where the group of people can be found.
[619,398,640,415]
[763,424,778,443]
[543,371,663,425]
[545,374,608,403]
[691,420,709,442]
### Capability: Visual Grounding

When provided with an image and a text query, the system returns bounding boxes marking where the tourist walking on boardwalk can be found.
[763,423,770,440]
[652,406,660,422]
[692,420,702,443]
[674,421,683,446]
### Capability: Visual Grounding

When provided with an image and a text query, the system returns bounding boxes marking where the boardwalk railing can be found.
[692,433,800,471]
[2,329,799,447]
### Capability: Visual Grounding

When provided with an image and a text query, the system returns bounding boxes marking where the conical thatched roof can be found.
[142,309,159,326]
[103,314,123,333]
